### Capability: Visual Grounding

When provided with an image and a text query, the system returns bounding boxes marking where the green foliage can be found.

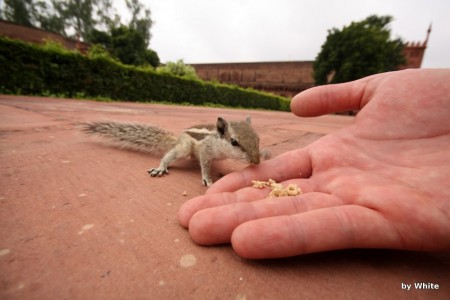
[144,49,160,68]
[111,25,147,65]
[2,0,159,67]
[111,25,156,66]
[40,38,70,53]
[89,26,160,67]
[157,60,199,79]
[87,44,118,62]
[314,15,406,85]
[0,37,289,111]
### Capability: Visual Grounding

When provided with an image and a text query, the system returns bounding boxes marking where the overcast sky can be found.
[115,0,449,68]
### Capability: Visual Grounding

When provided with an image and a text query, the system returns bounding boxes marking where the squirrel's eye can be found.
[230,138,239,146]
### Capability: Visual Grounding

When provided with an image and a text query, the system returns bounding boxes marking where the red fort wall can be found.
[190,61,314,98]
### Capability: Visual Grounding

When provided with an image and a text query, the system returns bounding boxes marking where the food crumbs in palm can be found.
[252,179,302,197]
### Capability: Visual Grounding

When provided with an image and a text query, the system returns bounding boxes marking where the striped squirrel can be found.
[82,116,270,186]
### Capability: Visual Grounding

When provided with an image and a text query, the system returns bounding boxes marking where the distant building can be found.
[400,24,432,69]
[0,19,89,53]
[191,26,431,98]
[190,61,314,98]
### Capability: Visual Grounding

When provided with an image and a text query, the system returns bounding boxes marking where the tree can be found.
[144,48,160,68]
[313,15,406,85]
[45,0,117,40]
[110,25,147,65]
[126,0,152,45]
[2,0,159,67]
[87,0,158,67]
[2,0,40,26]
[34,1,66,35]
[1,0,116,39]
[89,26,160,67]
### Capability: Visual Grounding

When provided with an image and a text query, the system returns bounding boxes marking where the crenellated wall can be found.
[190,61,314,98]
[0,19,89,53]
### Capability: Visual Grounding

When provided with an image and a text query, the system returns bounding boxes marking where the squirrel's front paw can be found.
[148,168,169,177]
[202,178,213,187]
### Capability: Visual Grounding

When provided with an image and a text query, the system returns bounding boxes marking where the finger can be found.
[178,188,268,228]
[179,178,315,228]
[187,192,343,245]
[290,78,369,117]
[231,205,401,259]
[206,148,312,195]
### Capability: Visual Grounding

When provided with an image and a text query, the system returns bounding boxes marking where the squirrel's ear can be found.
[217,117,228,136]
[245,116,251,125]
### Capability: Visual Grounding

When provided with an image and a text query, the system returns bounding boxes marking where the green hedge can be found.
[0,37,290,111]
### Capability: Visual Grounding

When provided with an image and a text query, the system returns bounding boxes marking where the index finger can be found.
[207,148,312,194]
[290,76,372,117]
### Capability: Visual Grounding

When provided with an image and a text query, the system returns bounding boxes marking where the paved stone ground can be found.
[1,95,449,299]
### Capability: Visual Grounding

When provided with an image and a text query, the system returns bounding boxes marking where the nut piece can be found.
[286,184,302,196]
[252,180,270,188]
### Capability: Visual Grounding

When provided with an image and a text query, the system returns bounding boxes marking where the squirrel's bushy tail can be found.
[81,121,177,154]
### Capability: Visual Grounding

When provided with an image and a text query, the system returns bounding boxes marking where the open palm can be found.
[178,69,450,259]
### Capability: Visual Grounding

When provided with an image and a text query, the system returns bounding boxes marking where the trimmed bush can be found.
[0,37,290,111]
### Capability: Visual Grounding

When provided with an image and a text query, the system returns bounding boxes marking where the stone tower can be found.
[401,24,431,69]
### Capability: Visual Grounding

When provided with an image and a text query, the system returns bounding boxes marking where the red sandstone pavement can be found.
[1,95,449,299]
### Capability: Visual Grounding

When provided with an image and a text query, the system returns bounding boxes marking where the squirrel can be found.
[81,116,270,186]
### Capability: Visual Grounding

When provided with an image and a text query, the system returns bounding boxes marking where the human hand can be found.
[178,69,450,259]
